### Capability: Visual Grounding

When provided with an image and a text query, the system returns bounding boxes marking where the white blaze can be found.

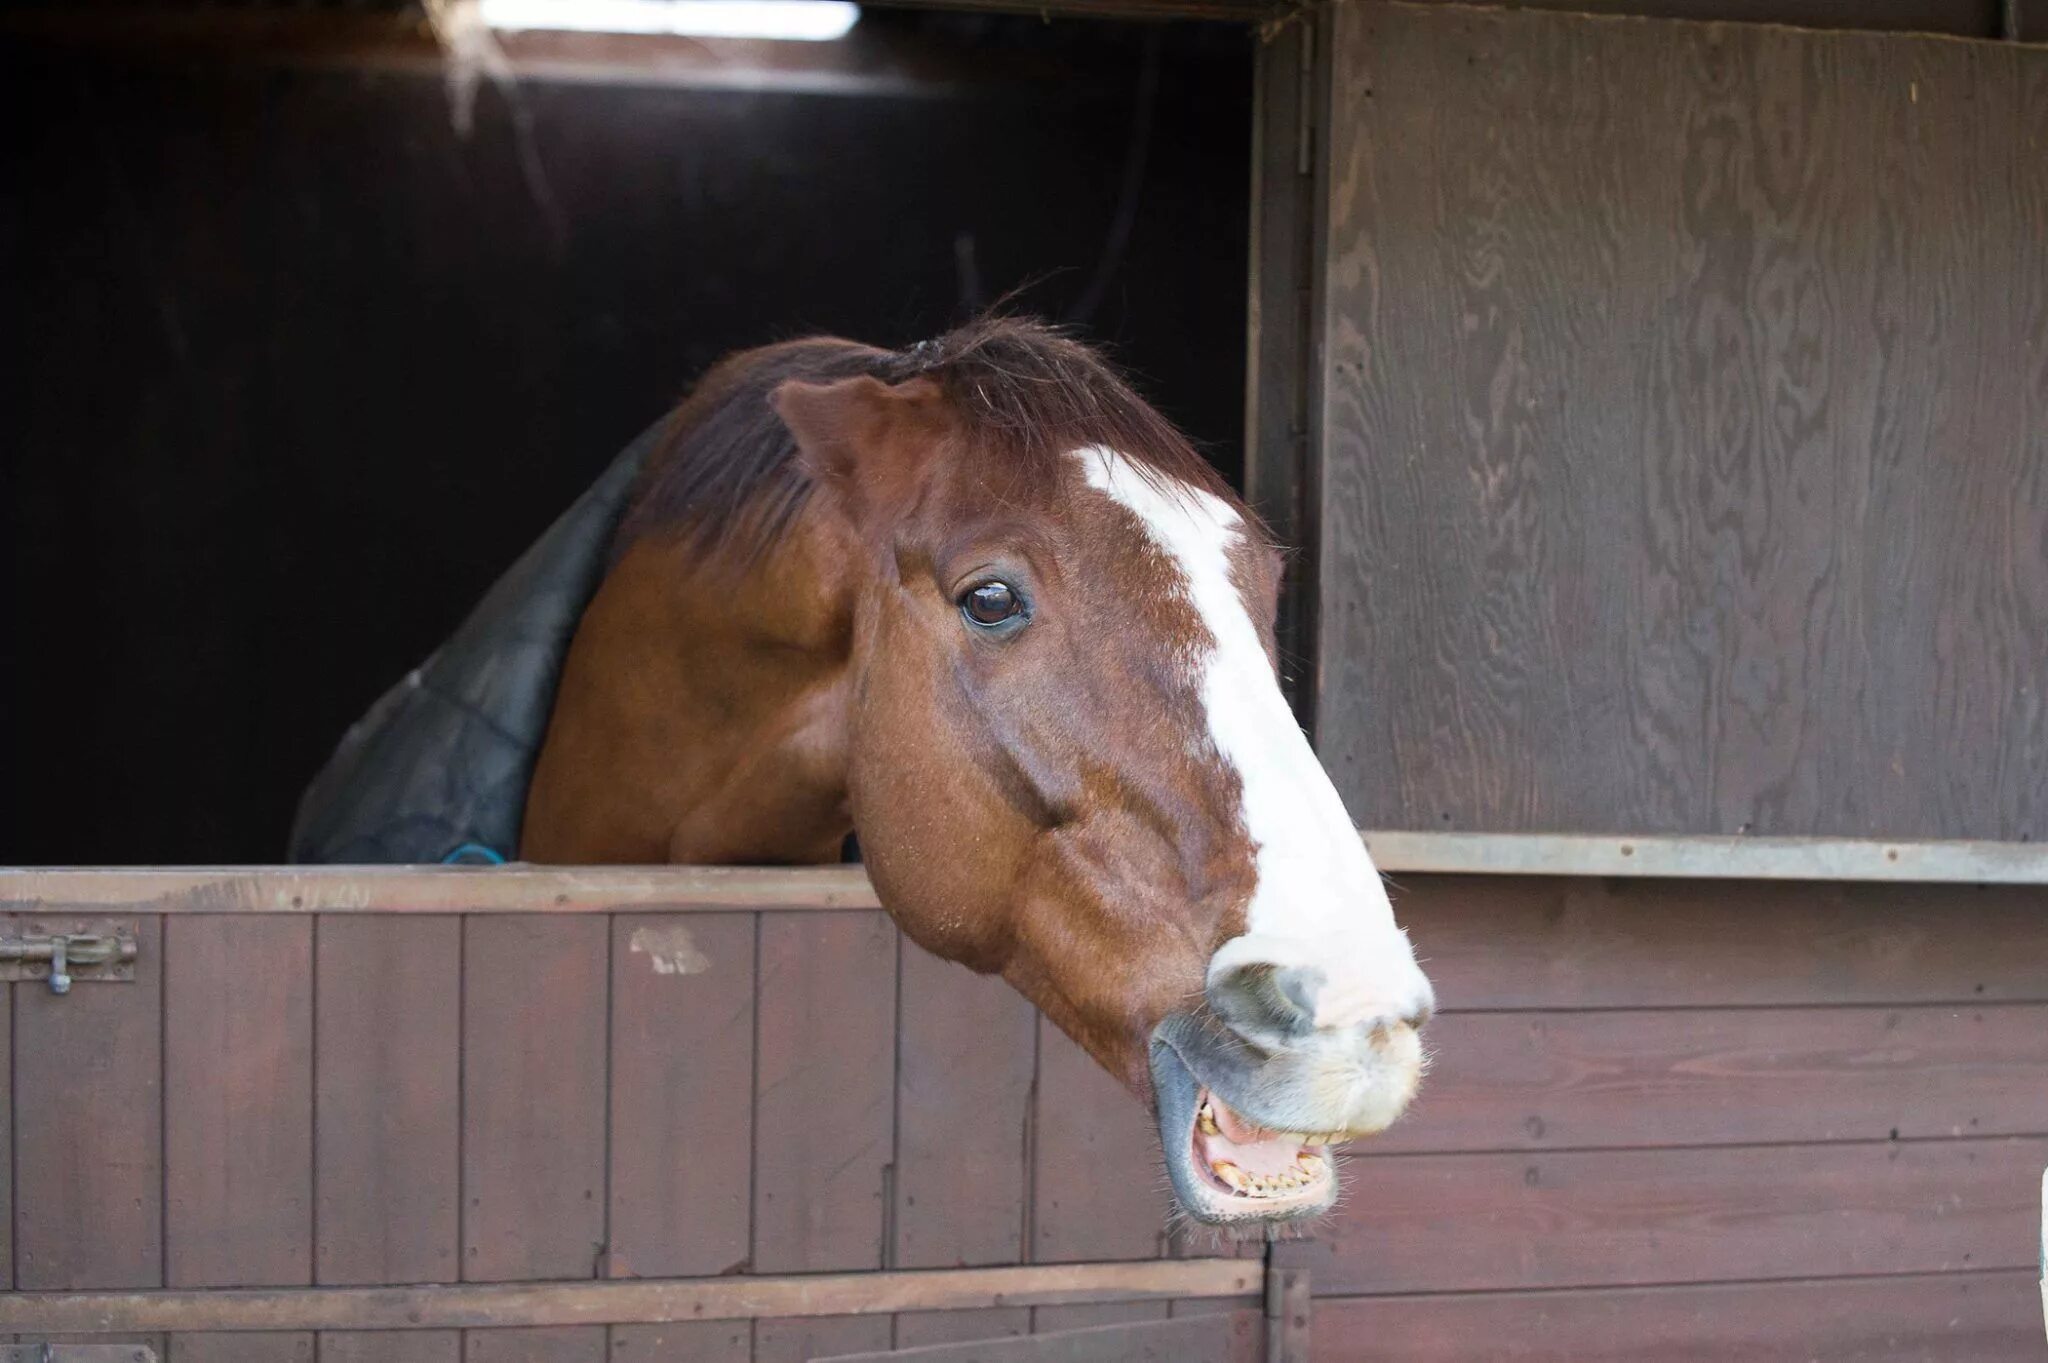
[1074,447,1431,1030]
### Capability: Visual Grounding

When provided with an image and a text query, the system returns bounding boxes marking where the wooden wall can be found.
[8,879,2048,1358]
[1313,2,2048,842]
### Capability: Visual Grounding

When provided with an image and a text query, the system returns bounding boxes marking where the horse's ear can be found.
[772,374,946,530]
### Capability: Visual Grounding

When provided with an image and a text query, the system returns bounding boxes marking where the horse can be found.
[297,316,1434,1228]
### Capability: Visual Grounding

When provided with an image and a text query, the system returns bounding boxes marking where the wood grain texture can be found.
[1312,1269,2046,1362]
[462,1329,606,1363]
[461,916,609,1282]
[607,913,754,1280]
[823,1311,1260,1363]
[893,1308,1031,1348]
[751,911,897,1274]
[164,916,313,1288]
[893,941,1036,1269]
[1370,1003,2048,1152]
[0,954,10,1289]
[1398,875,2048,1008]
[751,1315,892,1363]
[1283,1136,2048,1294]
[12,915,163,1289]
[605,1322,750,1361]
[1316,2,2048,842]
[1030,1019,1168,1265]
[320,1333,462,1363]
[315,915,461,1286]
[167,1334,313,1362]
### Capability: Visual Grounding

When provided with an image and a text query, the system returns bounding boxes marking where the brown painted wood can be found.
[1315,2,2048,843]
[606,1322,750,1361]
[167,1335,313,1362]
[1030,1018,1168,1265]
[1399,876,2048,1009]
[822,1310,1262,1362]
[893,1308,1031,1348]
[894,941,1037,1269]
[12,915,163,1289]
[607,912,756,1280]
[320,1333,462,1363]
[461,916,609,1282]
[753,1316,895,1363]
[1371,1003,2048,1153]
[0,1262,1262,1333]
[164,917,313,1288]
[462,1329,606,1363]
[752,911,898,1274]
[315,915,462,1286]
[1030,1303,1169,1334]
[0,866,879,914]
[1313,1269,2045,1362]
[0,944,11,1290]
[1284,1136,2048,1295]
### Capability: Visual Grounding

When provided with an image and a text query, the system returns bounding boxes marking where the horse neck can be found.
[521,510,862,864]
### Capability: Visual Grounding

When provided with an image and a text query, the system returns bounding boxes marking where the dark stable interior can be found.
[0,11,1253,863]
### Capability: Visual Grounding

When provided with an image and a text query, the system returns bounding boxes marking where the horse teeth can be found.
[1212,1161,1248,1192]
[1197,1104,1219,1136]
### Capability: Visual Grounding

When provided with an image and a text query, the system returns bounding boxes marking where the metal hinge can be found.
[1,1348,157,1362]
[0,919,139,993]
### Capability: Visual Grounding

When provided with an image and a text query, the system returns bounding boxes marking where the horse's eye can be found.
[961,580,1025,629]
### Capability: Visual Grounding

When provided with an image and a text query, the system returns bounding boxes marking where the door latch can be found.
[0,919,139,993]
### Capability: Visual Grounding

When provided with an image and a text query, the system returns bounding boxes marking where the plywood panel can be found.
[606,1322,750,1361]
[1285,1136,2048,1294]
[1397,876,2048,1009]
[752,1315,893,1363]
[1313,1270,2045,1362]
[751,911,896,1274]
[168,1334,314,1362]
[463,1328,606,1362]
[894,942,1036,1269]
[13,915,163,1289]
[607,913,754,1280]
[1316,1,2048,842]
[462,916,609,1282]
[894,1308,1032,1348]
[1372,1003,2048,1152]
[1031,1019,1167,1265]
[164,916,313,1288]
[316,915,461,1286]
[321,1333,462,1363]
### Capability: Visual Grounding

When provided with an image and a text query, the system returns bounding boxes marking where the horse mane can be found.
[614,315,1238,564]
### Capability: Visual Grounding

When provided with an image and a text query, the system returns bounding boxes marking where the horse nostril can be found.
[1208,961,1323,1045]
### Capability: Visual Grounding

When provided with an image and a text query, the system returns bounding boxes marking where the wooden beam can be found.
[0,1259,1261,1334]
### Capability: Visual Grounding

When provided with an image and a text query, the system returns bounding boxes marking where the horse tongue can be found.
[1204,1097,1301,1178]
[1213,1097,1277,1146]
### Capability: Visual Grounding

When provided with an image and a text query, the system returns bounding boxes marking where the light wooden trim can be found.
[1361,832,2048,885]
[10,832,2048,915]
[0,1259,1261,1334]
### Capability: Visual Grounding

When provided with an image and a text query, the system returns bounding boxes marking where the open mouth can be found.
[1150,1033,1347,1226]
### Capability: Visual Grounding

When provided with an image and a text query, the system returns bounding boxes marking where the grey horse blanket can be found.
[288,428,653,864]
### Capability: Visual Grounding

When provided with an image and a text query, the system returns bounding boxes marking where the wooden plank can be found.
[605,1322,749,1361]
[13,915,162,1289]
[893,1308,1031,1348]
[167,1335,313,1362]
[1363,831,2048,883]
[164,916,313,1288]
[894,941,1036,1269]
[316,915,461,1285]
[461,916,609,1282]
[606,913,754,1280]
[1312,1270,2045,1362]
[1031,1017,1168,1264]
[1285,1137,2048,1295]
[0,1261,1262,1333]
[462,1329,606,1362]
[320,1334,462,1363]
[751,911,897,1273]
[1315,2,2048,844]
[0,866,879,914]
[1371,1004,2048,1153]
[751,1316,892,1363]
[1030,1303,1168,1334]
[0,940,11,1289]
[820,1310,1262,1362]
[1399,876,2048,1009]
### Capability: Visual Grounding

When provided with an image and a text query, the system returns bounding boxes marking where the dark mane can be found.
[614,315,1239,562]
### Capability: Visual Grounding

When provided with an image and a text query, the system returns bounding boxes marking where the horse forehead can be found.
[1067,446,1256,604]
